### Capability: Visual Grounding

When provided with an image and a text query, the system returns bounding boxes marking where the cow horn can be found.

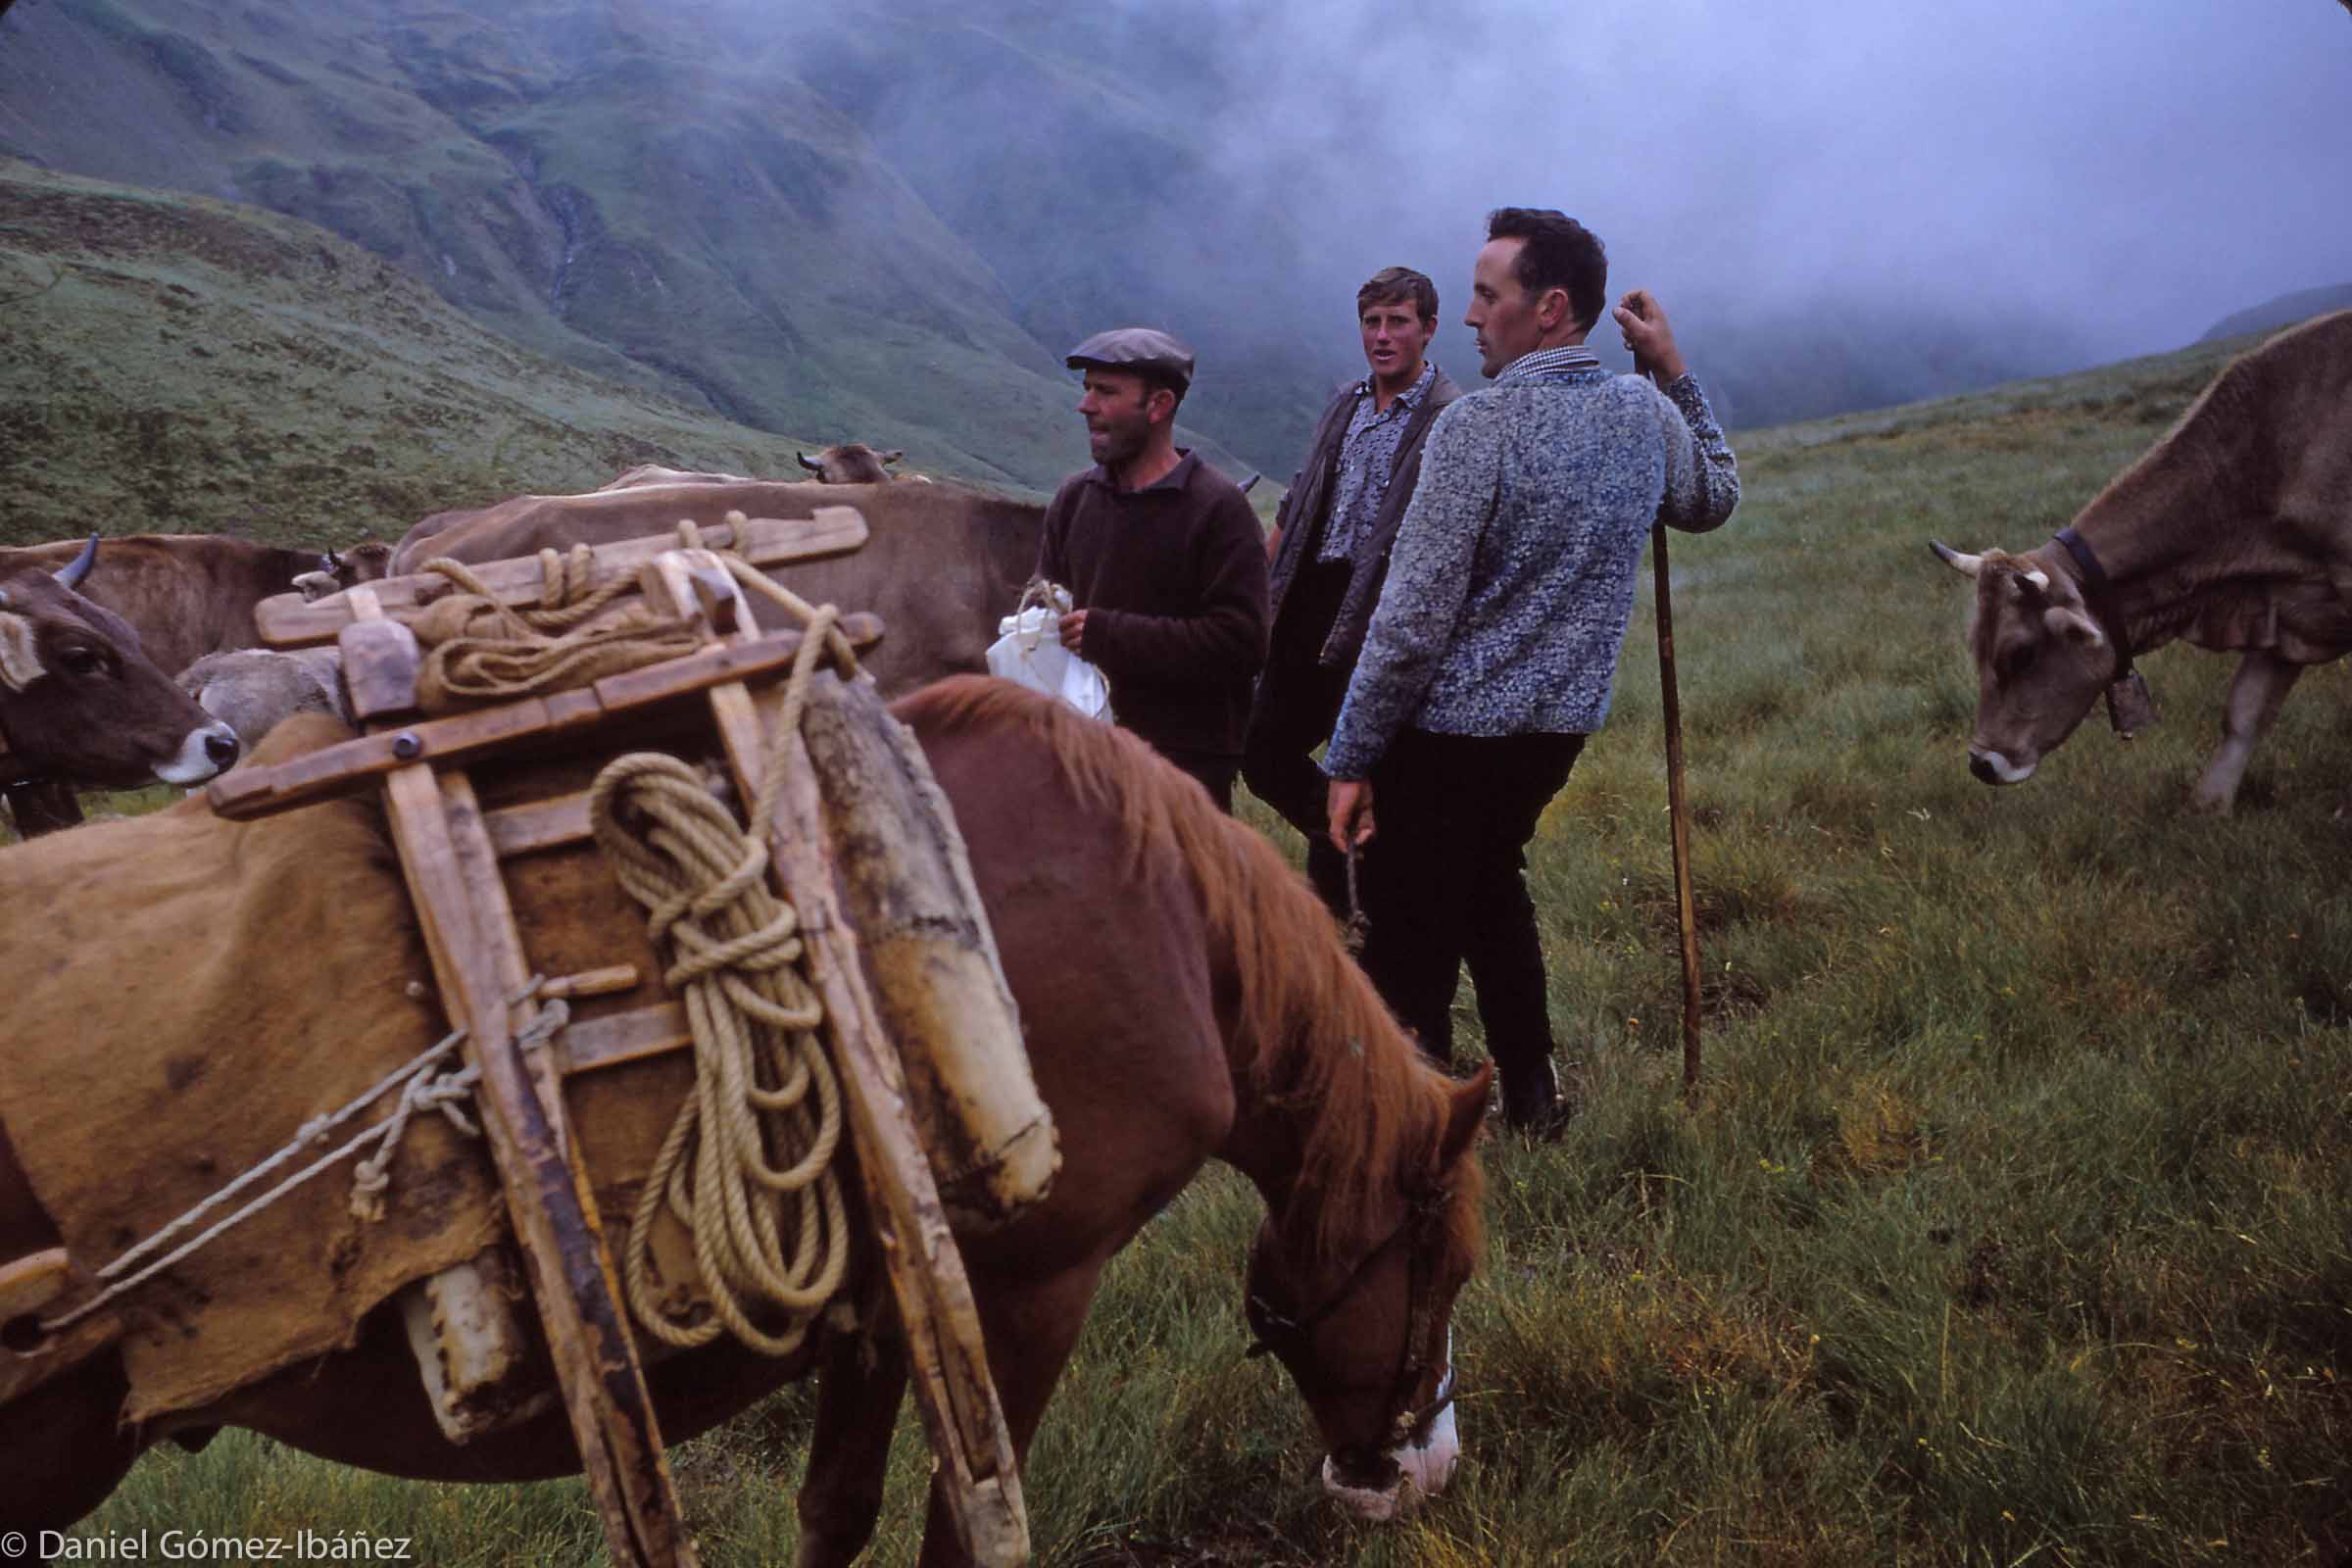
[2021,567,2050,590]
[798,451,823,472]
[56,533,99,591]
[1928,540,1984,578]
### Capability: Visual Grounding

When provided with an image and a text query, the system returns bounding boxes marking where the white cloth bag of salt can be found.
[986,583,1112,721]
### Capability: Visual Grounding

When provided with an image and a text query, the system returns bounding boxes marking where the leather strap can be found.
[2052,527,2135,681]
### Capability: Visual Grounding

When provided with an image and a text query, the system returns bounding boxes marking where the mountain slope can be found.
[0,158,1275,549]
[0,0,1312,486]
[0,157,838,547]
[2200,283,2352,344]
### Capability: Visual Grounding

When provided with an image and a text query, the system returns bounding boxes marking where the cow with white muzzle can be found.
[0,537,241,800]
[1930,311,2352,812]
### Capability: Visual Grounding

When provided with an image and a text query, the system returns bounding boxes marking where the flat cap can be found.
[1065,326,1195,391]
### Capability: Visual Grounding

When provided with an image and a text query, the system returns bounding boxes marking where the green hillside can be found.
[0,156,834,547]
[0,158,1269,549]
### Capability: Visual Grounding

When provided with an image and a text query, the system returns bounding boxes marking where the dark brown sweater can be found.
[1036,451,1270,761]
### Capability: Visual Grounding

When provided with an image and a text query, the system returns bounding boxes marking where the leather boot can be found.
[1501,1055,1569,1138]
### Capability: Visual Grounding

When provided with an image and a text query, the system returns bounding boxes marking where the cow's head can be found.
[179,647,349,748]
[1932,541,2120,786]
[292,539,394,602]
[798,444,904,484]
[0,539,241,788]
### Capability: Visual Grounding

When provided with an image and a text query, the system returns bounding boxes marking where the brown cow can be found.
[0,549,240,792]
[1932,311,2352,811]
[0,534,391,677]
[798,443,906,484]
[391,480,1044,697]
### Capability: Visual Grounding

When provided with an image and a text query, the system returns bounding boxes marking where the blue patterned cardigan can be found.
[1323,346,1740,780]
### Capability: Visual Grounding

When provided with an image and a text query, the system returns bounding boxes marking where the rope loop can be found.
[592,710,854,1355]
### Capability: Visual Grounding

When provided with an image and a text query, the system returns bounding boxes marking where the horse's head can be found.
[1244,1064,1490,1520]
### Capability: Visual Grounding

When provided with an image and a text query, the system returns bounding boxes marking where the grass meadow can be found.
[51,333,2352,1564]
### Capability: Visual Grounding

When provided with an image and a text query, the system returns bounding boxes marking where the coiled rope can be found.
[406,545,703,710]
[573,522,867,1356]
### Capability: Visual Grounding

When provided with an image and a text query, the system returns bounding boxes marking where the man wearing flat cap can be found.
[1036,326,1269,809]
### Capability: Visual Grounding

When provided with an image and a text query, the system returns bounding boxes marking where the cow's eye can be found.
[57,645,104,676]
[1997,643,2039,681]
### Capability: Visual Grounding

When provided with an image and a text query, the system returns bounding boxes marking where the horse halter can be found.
[1245,1186,1458,1458]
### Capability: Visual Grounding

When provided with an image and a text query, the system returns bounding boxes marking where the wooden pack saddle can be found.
[14,508,1055,1568]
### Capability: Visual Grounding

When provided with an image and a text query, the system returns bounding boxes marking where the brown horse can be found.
[0,676,1489,1567]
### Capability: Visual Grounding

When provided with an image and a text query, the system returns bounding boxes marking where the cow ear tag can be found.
[2105,670,2159,739]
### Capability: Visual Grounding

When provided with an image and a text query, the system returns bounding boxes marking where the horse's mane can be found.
[895,677,1485,1270]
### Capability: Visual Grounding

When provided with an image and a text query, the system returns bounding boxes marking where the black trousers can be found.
[1354,727,1585,1093]
[1159,750,1240,814]
[1241,560,1355,912]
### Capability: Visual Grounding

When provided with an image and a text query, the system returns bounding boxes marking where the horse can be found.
[0,675,1490,1567]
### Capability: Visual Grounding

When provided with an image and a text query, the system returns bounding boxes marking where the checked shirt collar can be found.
[1494,344,1603,384]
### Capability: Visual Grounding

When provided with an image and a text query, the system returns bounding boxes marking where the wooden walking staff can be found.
[1649,523,1704,1093]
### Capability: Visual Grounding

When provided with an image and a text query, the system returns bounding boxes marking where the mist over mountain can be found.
[2,0,2344,489]
[2200,284,2352,346]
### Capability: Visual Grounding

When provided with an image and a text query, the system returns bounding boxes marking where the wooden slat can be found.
[557,1002,693,1077]
[351,589,696,1568]
[205,613,883,823]
[257,508,869,647]
[537,966,641,1004]
[381,764,693,1567]
[339,616,424,723]
[0,1249,73,1320]
[483,791,596,858]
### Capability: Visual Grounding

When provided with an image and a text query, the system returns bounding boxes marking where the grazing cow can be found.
[798,443,906,484]
[1933,311,2352,811]
[0,545,239,792]
[178,647,351,750]
[391,480,1044,697]
[0,534,392,677]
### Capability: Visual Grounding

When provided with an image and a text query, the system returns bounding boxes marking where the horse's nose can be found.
[1321,1453,1407,1521]
[205,728,241,769]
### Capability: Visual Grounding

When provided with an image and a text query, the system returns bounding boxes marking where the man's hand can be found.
[1057,609,1089,653]
[1327,777,1376,852]
[1613,289,1688,384]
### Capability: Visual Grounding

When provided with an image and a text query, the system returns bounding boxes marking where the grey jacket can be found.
[1324,355,1740,779]
[1266,365,1465,670]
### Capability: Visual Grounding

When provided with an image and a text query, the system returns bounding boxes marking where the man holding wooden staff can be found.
[1322,206,1739,1134]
